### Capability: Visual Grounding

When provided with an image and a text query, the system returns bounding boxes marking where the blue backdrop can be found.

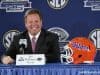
[0,0,100,62]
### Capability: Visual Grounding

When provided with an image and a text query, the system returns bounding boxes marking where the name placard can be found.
[16,54,46,65]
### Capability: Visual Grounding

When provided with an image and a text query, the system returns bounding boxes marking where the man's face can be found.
[25,14,42,35]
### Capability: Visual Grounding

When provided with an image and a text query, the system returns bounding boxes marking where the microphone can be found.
[19,44,25,54]
[19,39,27,54]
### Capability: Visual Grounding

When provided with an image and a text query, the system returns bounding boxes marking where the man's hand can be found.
[2,56,14,64]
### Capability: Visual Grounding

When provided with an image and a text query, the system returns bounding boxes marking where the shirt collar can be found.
[28,31,41,42]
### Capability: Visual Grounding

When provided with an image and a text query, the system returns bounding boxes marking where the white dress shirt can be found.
[28,31,41,43]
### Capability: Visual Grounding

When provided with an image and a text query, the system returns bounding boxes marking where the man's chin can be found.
[31,31,38,35]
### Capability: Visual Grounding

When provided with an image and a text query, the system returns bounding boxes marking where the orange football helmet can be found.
[61,37,96,64]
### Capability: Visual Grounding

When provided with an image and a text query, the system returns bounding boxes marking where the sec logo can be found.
[47,0,69,9]
[89,29,100,50]
[48,27,69,42]
[2,30,20,49]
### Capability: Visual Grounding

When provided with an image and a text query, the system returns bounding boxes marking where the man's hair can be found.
[24,9,42,20]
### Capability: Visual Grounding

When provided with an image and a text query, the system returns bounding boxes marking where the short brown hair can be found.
[24,9,42,20]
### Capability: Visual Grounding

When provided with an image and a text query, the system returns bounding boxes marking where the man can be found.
[2,9,60,64]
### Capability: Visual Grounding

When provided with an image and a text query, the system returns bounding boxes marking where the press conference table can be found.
[0,63,100,75]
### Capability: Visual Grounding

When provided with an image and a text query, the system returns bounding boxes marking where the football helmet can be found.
[61,37,96,64]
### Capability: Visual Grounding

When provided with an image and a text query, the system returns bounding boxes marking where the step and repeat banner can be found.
[0,0,100,62]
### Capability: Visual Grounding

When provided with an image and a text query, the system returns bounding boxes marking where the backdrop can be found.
[0,0,100,62]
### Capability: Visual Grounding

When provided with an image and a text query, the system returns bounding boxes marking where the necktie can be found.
[31,37,36,53]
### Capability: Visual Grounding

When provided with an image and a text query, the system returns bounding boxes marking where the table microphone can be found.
[19,39,27,54]
[19,44,25,54]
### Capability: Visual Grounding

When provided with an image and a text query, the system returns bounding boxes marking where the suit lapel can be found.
[23,32,33,53]
[23,29,46,53]
[35,29,45,53]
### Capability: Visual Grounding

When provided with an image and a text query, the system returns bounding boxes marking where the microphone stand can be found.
[19,44,25,54]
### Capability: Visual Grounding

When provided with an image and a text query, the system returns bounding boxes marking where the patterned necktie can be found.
[31,37,36,53]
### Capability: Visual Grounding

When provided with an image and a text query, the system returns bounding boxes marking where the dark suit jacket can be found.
[5,29,60,63]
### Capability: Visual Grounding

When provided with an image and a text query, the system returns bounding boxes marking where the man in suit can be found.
[2,9,60,64]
